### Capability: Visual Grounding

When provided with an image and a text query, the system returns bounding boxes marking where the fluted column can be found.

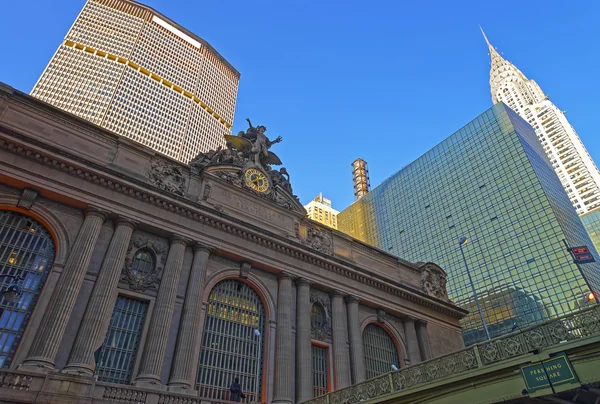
[345,296,366,384]
[168,243,212,392]
[135,236,188,387]
[331,290,351,390]
[21,208,107,370]
[273,274,293,404]
[64,218,137,374]
[415,320,432,361]
[403,318,422,365]
[295,279,312,403]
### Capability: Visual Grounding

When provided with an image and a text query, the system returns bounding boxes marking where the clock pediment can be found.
[188,119,305,216]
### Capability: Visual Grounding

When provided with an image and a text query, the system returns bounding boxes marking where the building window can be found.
[311,303,326,330]
[197,280,266,402]
[362,324,400,379]
[0,210,55,368]
[312,344,328,397]
[96,295,148,384]
[131,249,155,278]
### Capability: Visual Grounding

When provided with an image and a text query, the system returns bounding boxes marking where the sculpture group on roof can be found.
[188,118,295,197]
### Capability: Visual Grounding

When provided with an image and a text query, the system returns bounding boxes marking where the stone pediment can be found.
[188,119,306,216]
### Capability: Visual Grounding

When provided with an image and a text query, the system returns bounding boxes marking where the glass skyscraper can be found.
[581,208,600,255]
[338,103,600,345]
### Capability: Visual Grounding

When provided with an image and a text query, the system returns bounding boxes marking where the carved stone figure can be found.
[419,263,449,301]
[304,227,333,255]
[148,159,187,196]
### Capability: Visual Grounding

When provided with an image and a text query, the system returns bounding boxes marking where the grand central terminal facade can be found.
[0,82,466,403]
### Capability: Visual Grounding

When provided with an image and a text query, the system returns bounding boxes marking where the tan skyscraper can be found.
[305,193,340,229]
[31,0,239,163]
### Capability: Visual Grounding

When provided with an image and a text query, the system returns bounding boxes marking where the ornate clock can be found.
[244,168,270,193]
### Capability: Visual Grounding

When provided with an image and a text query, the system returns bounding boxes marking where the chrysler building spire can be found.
[481,28,600,215]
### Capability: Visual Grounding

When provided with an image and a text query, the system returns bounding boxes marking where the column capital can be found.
[404,317,417,324]
[278,272,293,282]
[330,289,346,299]
[115,217,138,230]
[85,206,109,221]
[296,277,312,287]
[345,295,360,304]
[416,319,428,326]
[170,235,191,246]
[192,242,214,253]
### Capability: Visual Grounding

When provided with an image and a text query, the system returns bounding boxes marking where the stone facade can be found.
[0,82,466,404]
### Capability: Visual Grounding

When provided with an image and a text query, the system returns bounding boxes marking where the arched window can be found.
[131,249,155,278]
[0,210,55,367]
[362,324,400,379]
[197,280,266,402]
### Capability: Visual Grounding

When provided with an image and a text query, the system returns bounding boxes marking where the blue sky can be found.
[1,0,598,211]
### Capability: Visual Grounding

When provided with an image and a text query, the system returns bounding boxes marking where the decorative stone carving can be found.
[201,183,211,201]
[17,188,39,210]
[304,227,333,255]
[419,263,449,301]
[187,119,305,212]
[148,159,187,196]
[377,308,386,323]
[239,261,251,279]
[0,183,19,196]
[121,232,169,292]
[310,290,332,341]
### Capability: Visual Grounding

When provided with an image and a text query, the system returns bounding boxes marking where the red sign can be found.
[573,246,589,255]
[576,254,594,262]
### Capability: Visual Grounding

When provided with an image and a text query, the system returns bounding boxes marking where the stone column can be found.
[273,274,293,404]
[295,279,312,403]
[331,290,351,389]
[21,208,107,370]
[345,296,366,384]
[403,318,422,365]
[63,218,137,375]
[168,244,212,392]
[135,236,188,387]
[415,320,433,361]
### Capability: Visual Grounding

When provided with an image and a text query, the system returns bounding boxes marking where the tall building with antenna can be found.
[481,28,600,215]
[31,0,240,163]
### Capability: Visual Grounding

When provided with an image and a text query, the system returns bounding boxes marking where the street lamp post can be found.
[253,329,261,402]
[458,237,491,341]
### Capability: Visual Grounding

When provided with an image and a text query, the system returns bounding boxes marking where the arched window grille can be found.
[197,280,266,402]
[362,324,400,379]
[311,302,326,330]
[0,210,55,368]
[131,249,155,278]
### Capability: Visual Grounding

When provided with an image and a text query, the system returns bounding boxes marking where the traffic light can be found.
[587,292,597,302]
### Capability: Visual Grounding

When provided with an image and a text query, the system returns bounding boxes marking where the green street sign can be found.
[520,352,579,394]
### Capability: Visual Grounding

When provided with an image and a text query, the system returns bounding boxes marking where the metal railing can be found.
[303,305,600,404]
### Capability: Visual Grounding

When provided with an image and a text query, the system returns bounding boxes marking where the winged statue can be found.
[224,118,283,168]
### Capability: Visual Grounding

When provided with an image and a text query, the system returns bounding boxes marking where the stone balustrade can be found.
[302,304,600,404]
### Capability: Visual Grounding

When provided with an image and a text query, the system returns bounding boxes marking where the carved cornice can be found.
[0,121,467,319]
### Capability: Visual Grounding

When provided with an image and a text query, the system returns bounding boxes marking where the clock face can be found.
[244,168,270,193]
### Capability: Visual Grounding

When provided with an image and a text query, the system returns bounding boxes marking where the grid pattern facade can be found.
[197,280,265,402]
[311,344,328,397]
[362,324,400,379]
[581,208,600,255]
[483,30,600,215]
[0,211,54,368]
[339,104,600,345]
[96,295,148,384]
[304,194,339,229]
[31,0,239,163]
